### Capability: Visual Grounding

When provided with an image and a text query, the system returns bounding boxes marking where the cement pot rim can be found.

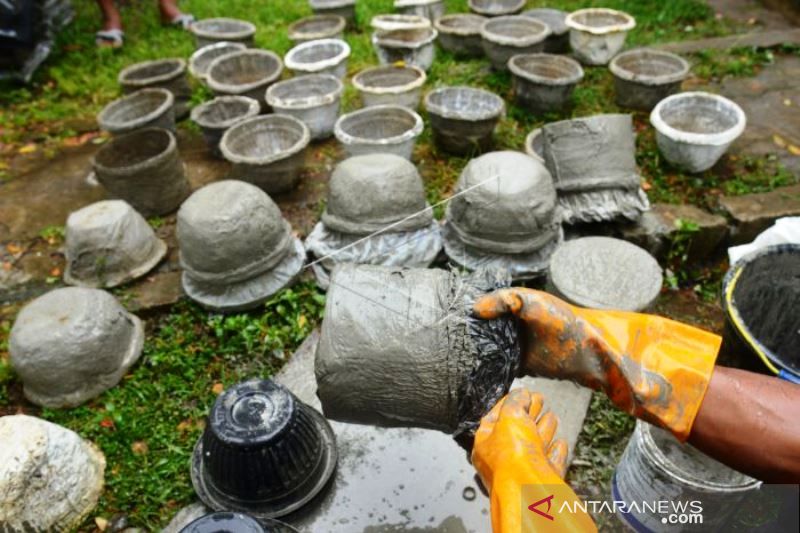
[284,38,351,73]
[373,27,438,49]
[508,53,584,86]
[524,128,545,163]
[220,114,311,165]
[480,15,550,47]
[191,17,257,41]
[370,14,432,31]
[352,64,427,95]
[565,8,635,35]
[468,0,525,17]
[334,104,424,147]
[189,41,248,81]
[434,13,486,36]
[521,8,568,35]
[117,58,186,88]
[206,50,283,94]
[609,48,690,86]
[266,74,344,109]
[395,0,442,6]
[93,127,177,175]
[424,85,505,122]
[97,88,174,133]
[190,95,261,130]
[650,91,746,147]
[287,14,346,43]
[311,0,355,7]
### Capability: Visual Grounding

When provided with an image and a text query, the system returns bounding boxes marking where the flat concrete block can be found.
[720,184,800,244]
[125,271,184,313]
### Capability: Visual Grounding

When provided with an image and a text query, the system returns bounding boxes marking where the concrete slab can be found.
[657,28,800,54]
[720,183,800,243]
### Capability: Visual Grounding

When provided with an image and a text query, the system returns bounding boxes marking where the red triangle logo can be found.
[528,494,555,521]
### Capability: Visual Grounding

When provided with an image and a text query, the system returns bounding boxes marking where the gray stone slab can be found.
[720,183,800,244]
[657,28,800,54]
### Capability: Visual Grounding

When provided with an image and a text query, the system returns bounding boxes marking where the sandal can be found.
[168,13,195,29]
[96,28,124,48]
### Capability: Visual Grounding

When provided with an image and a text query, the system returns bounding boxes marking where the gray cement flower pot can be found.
[118,58,191,120]
[524,128,544,163]
[190,95,261,158]
[468,0,524,17]
[206,50,283,112]
[508,53,584,114]
[395,0,445,21]
[266,74,343,140]
[650,91,746,173]
[191,17,256,49]
[288,14,346,44]
[424,86,504,155]
[480,16,550,71]
[188,41,247,82]
[334,104,423,160]
[93,128,190,216]
[370,13,431,31]
[522,8,569,53]
[285,38,351,79]
[352,64,426,109]
[310,0,356,28]
[97,87,175,135]
[434,13,486,57]
[609,48,690,111]
[565,8,635,66]
[372,27,438,71]
[220,114,311,193]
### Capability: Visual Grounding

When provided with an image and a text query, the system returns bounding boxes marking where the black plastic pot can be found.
[180,511,300,533]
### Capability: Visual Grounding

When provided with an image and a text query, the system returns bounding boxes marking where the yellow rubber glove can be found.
[473,289,721,441]
[472,389,596,533]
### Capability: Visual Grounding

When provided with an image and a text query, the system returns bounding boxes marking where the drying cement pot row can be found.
[565,8,635,65]
[434,13,486,57]
[424,86,504,155]
[285,38,351,79]
[509,53,584,114]
[468,0,524,17]
[191,17,256,48]
[97,87,175,135]
[288,14,346,44]
[352,64,426,108]
[266,74,344,140]
[191,95,261,158]
[310,0,356,27]
[610,49,690,111]
[206,49,283,112]
[188,41,247,83]
[481,15,550,71]
[334,104,423,160]
[372,27,438,71]
[395,0,445,21]
[522,8,569,53]
[118,58,191,120]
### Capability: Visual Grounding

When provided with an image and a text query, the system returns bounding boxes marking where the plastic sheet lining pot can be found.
[189,41,247,82]
[191,96,261,158]
[206,50,284,112]
[315,264,520,442]
[610,49,690,111]
[434,13,486,57]
[372,27,438,71]
[180,512,301,533]
[508,53,584,114]
[523,128,544,163]
[424,86,505,156]
[334,104,423,160]
[480,15,550,71]
[468,0,524,17]
[565,8,635,66]
[284,38,351,79]
[614,421,760,532]
[722,244,800,382]
[310,0,356,28]
[64,200,167,289]
[650,91,746,174]
[351,64,426,109]
[266,74,343,141]
[191,17,256,49]
[394,0,445,21]
[177,180,306,312]
[97,87,175,135]
[522,8,569,53]
[191,379,337,519]
[219,115,310,194]
[370,13,431,31]
[118,58,191,120]
[92,128,190,216]
[287,14,346,44]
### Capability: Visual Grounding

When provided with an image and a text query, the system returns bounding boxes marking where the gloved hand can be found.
[472,389,596,533]
[473,288,721,441]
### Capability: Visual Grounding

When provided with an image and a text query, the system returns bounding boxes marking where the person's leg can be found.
[96,0,121,31]
[158,0,194,28]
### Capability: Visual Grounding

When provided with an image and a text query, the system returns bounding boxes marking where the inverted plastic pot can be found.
[310,0,356,27]
[522,8,569,53]
[424,86,505,155]
[395,0,445,21]
[650,91,746,173]
[372,27,438,71]
[610,49,690,111]
[370,14,431,31]
[265,74,343,140]
[191,17,256,49]
[468,0,524,17]
[434,13,486,57]
[97,88,175,135]
[334,104,424,160]
[565,8,635,66]
[351,64,427,109]
[191,96,261,158]
[287,14,346,44]
[206,50,284,112]
[480,16,550,71]
[189,41,247,82]
[118,58,191,120]
[508,53,584,114]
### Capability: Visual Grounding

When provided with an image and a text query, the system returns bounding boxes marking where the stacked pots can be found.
[191,95,261,158]
[189,42,247,82]
[206,49,283,112]
[118,58,191,119]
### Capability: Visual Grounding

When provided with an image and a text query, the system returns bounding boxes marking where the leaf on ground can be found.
[773,134,787,148]
[18,144,37,154]
[211,382,224,395]
[788,144,800,156]
[6,243,21,255]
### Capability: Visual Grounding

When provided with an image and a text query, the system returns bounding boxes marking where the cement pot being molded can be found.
[64,200,167,289]
[434,13,486,57]
[118,58,191,120]
[287,14,346,44]
[522,8,569,53]
[334,104,424,160]
[220,114,310,194]
[372,27,438,71]
[191,95,261,158]
[394,0,445,21]
[424,86,505,155]
[523,128,544,163]
[508,53,584,114]
[9,287,144,407]
[97,87,175,135]
[189,42,247,83]
[285,38,351,79]
[266,74,343,140]
[93,127,190,216]
[650,91,746,173]
[565,8,635,66]
[609,49,690,111]
[310,0,356,27]
[480,15,550,71]
[370,13,431,31]
[352,64,427,109]
[206,49,283,112]
[191,18,256,49]
[468,0,524,17]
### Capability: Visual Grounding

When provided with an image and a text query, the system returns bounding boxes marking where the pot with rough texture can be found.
[524,128,544,163]
[650,92,746,173]
[189,41,247,82]
[424,86,504,155]
[610,48,690,111]
[370,13,431,31]
[372,27,438,71]
[118,58,191,119]
[522,8,569,53]
[285,38,351,79]
[97,87,175,134]
[565,8,635,65]
[206,50,283,112]
[191,95,261,158]
[191,18,256,48]
[434,13,486,57]
[310,0,356,27]
[266,74,344,140]
[468,0,524,17]
[352,64,426,108]
[395,0,445,21]
[508,53,584,113]
[288,14,346,44]
[93,128,190,216]
[480,16,550,71]
[220,114,311,193]
[334,104,424,160]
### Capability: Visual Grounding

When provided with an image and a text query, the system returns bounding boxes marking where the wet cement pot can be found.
[468,0,524,17]
[97,87,175,135]
[522,8,569,53]
[334,104,424,160]
[610,49,690,111]
[93,128,190,216]
[434,13,486,57]
[266,74,344,140]
[650,91,746,173]
[189,42,247,82]
[395,0,445,21]
[287,14,346,44]
[352,64,426,109]
[480,16,550,71]
[370,14,431,31]
[220,115,310,194]
[310,0,356,28]
[118,58,191,120]
[190,95,261,158]
[565,8,636,65]
[372,27,438,71]
[508,53,584,114]
[284,38,351,79]
[206,50,283,112]
[424,86,504,155]
[191,18,256,49]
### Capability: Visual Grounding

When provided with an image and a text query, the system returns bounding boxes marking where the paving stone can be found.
[720,183,800,243]
[657,28,800,53]
[124,271,184,313]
